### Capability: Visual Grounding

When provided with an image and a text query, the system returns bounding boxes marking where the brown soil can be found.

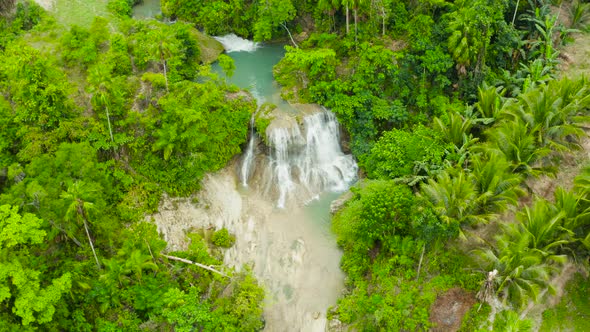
[429,288,476,332]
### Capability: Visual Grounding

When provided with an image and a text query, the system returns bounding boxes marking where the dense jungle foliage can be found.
[1,0,590,330]
[0,1,263,330]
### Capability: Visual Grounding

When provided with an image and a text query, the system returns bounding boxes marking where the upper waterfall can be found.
[214,34,260,53]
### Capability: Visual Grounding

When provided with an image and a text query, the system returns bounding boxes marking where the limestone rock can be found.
[330,191,353,215]
[190,29,225,64]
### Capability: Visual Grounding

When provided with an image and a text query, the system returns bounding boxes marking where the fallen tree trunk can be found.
[162,254,229,278]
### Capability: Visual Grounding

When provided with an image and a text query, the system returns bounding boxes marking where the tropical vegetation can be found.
[1,0,589,330]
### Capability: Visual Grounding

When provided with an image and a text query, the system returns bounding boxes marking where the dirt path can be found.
[559,32,590,78]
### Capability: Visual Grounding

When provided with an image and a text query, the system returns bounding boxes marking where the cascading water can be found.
[256,110,357,208]
[265,124,303,208]
[214,34,259,53]
[299,111,358,193]
[240,115,258,187]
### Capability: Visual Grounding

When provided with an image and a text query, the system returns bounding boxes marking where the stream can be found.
[153,35,357,331]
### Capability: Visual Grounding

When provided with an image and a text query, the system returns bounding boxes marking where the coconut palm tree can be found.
[473,231,557,309]
[494,310,533,332]
[122,249,158,283]
[61,180,101,269]
[150,28,177,92]
[88,65,122,152]
[484,120,554,178]
[513,198,571,257]
[470,152,525,216]
[503,82,587,152]
[420,168,487,227]
[352,0,365,43]
[474,84,508,122]
[342,0,351,35]
[433,112,475,149]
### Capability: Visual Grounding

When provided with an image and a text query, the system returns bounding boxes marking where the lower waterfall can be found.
[255,110,357,208]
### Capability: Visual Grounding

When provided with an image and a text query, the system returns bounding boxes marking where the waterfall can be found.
[240,116,257,187]
[255,110,357,208]
[214,34,260,53]
[266,125,304,208]
[298,112,358,193]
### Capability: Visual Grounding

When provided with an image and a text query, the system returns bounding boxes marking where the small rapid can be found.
[214,33,260,53]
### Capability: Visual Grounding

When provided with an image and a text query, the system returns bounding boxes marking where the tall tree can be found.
[342,0,351,34]
[61,181,101,269]
[149,28,177,92]
[87,64,122,153]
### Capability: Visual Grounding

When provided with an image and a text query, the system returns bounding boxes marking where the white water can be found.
[214,33,260,53]
[257,110,358,208]
[240,116,258,187]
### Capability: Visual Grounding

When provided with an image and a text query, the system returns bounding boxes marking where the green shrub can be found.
[364,125,451,180]
[211,228,235,248]
[107,0,132,18]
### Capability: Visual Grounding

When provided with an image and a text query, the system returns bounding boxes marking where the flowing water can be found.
[132,0,161,19]
[241,113,258,187]
[155,35,357,331]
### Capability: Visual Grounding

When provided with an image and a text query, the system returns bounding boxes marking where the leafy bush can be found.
[211,228,236,248]
[107,0,132,18]
[364,125,451,180]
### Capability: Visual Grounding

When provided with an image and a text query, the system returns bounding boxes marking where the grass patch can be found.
[540,272,590,331]
[54,0,114,28]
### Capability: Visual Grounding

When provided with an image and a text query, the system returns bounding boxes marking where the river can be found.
[154,35,356,331]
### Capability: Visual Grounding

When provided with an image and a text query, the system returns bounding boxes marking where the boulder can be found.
[330,191,353,215]
[190,29,225,64]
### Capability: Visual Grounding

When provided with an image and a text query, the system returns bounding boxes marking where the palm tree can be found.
[433,112,474,149]
[352,0,365,43]
[512,198,570,257]
[473,231,556,309]
[474,84,507,122]
[317,0,340,32]
[341,0,350,35]
[61,181,101,269]
[494,310,533,332]
[554,187,590,236]
[88,65,121,152]
[152,122,178,161]
[484,120,554,178]
[470,152,525,217]
[574,165,590,199]
[150,28,176,92]
[569,0,590,30]
[122,249,158,283]
[420,168,486,228]
[504,82,587,152]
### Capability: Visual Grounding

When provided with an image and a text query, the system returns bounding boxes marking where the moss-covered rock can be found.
[190,28,224,64]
